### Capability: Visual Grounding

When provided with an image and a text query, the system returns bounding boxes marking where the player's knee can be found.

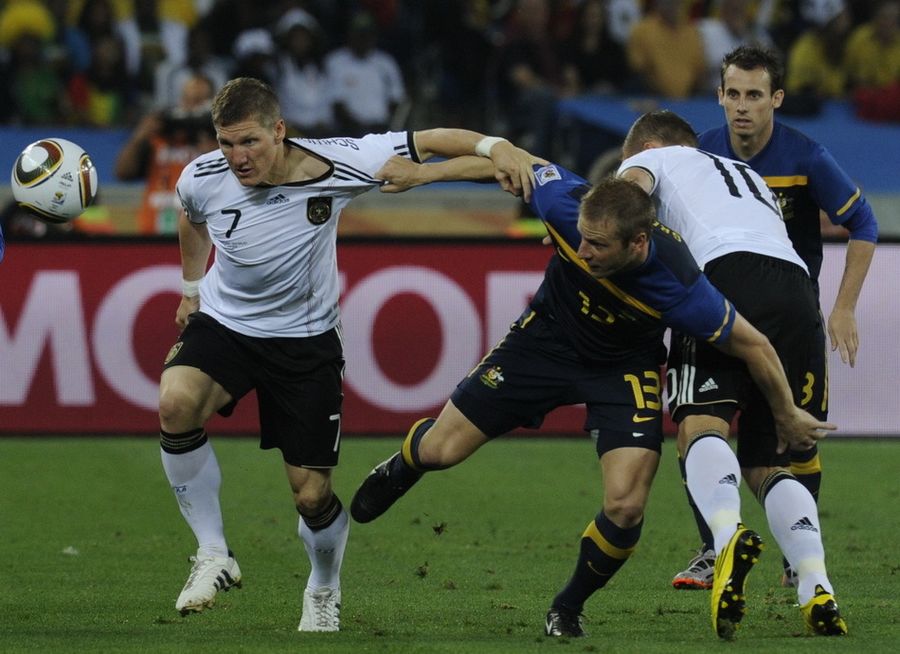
[158,385,206,429]
[602,497,645,528]
[294,487,333,516]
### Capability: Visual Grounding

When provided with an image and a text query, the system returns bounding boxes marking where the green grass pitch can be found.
[1,436,897,653]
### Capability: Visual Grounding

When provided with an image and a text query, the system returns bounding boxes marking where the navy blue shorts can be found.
[451,311,665,457]
[163,312,345,468]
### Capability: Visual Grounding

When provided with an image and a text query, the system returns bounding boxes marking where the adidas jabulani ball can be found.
[11,138,99,223]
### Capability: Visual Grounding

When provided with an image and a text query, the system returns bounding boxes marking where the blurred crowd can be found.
[0,0,897,147]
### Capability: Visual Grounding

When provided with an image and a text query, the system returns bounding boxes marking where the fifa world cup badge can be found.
[307,197,333,225]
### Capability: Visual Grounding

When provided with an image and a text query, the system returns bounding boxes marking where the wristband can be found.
[475,136,507,158]
[182,278,202,298]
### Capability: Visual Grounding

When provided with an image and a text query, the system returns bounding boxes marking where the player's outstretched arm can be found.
[714,313,836,452]
[412,128,547,201]
[376,155,494,193]
[176,210,211,330]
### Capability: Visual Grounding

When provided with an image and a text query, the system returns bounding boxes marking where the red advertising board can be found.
[0,240,591,435]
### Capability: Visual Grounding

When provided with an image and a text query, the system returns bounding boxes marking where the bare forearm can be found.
[833,239,875,312]
[178,212,211,280]
[413,128,488,161]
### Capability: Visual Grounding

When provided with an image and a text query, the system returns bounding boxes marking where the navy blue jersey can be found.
[526,164,736,364]
[699,121,871,287]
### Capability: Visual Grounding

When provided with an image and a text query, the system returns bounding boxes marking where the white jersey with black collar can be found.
[177,131,418,338]
[618,145,807,273]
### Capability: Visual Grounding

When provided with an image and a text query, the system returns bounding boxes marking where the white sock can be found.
[160,442,228,558]
[763,477,832,604]
[684,436,742,554]
[299,509,349,590]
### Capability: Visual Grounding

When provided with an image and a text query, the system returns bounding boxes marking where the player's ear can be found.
[274,119,286,143]
[772,89,784,109]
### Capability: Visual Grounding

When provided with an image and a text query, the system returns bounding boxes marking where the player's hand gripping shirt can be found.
[527,163,736,364]
[618,145,807,272]
[177,132,417,337]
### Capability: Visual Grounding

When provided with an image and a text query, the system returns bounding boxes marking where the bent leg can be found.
[550,447,658,618]
[350,400,488,523]
[159,365,234,557]
[287,465,347,632]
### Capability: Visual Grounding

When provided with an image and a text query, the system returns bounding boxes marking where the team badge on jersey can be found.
[307,197,333,225]
[535,165,562,186]
[480,366,505,389]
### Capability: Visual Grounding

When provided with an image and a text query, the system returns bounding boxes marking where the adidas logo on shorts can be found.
[718,473,738,486]
[698,378,719,392]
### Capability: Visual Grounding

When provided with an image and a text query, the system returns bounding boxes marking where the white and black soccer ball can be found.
[10,138,99,223]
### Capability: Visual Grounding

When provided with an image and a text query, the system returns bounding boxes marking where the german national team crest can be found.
[307,197,332,225]
[164,341,183,365]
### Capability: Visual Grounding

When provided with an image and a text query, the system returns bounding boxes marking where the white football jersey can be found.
[618,146,807,272]
[177,131,417,337]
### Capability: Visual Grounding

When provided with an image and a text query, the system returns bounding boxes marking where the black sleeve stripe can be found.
[333,163,377,183]
[194,165,230,178]
[196,157,227,169]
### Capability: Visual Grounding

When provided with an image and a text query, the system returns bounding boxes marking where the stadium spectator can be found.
[670,45,877,593]
[421,0,496,130]
[698,0,773,91]
[493,0,569,158]
[845,0,900,120]
[65,31,136,126]
[626,0,706,98]
[562,0,630,95]
[845,0,900,89]
[158,76,540,630]
[154,22,229,111]
[350,146,832,639]
[324,10,406,136]
[3,31,67,125]
[230,27,277,85]
[131,0,196,105]
[619,110,846,638]
[785,0,852,102]
[114,73,216,233]
[273,7,334,137]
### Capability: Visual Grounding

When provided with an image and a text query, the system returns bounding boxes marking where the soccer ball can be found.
[10,138,99,223]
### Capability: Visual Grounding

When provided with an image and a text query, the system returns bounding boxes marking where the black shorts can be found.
[666,253,827,468]
[451,311,666,457]
[163,312,345,468]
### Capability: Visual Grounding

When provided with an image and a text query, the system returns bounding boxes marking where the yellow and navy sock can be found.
[385,417,440,484]
[551,511,642,612]
[789,444,822,503]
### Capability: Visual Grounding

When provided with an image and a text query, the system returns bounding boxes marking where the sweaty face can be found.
[216,118,284,186]
[718,65,783,142]
[576,215,640,280]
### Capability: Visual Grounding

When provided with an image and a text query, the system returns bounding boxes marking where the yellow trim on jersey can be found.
[763,175,808,188]
[706,299,733,343]
[835,188,861,217]
[790,454,822,475]
[545,222,662,319]
[583,519,635,560]
[545,222,590,273]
